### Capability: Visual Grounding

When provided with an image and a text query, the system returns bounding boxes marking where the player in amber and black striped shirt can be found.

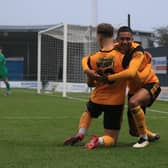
[107,26,161,148]
[64,23,127,150]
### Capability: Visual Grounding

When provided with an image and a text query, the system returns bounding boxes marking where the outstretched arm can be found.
[137,63,152,81]
[107,51,145,81]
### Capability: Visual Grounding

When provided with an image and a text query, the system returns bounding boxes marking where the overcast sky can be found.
[0,0,167,31]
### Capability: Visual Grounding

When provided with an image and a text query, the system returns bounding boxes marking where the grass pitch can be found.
[0,89,167,168]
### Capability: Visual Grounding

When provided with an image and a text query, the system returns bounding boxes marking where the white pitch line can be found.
[146,115,168,119]
[147,108,168,114]
[66,96,168,115]
[66,96,88,102]
[11,92,168,115]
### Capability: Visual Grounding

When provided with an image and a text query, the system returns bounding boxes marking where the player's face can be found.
[117,32,133,52]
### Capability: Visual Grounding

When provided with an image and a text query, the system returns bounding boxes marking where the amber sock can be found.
[130,106,147,138]
[98,135,115,147]
[78,111,92,135]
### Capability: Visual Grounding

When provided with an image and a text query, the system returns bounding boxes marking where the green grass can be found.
[0,89,167,168]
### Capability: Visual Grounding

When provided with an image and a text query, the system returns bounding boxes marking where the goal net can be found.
[37,23,98,99]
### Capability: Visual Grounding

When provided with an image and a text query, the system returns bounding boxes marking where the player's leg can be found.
[127,94,139,137]
[84,129,119,150]
[142,83,161,142]
[63,111,91,145]
[3,77,11,96]
[127,94,157,140]
[85,105,123,149]
[64,101,101,145]
[129,83,161,147]
[129,89,150,148]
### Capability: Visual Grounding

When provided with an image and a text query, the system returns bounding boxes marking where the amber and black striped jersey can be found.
[82,49,126,105]
[82,42,160,101]
[127,50,159,94]
[107,42,159,94]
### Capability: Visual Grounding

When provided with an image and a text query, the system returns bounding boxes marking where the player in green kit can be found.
[0,46,11,96]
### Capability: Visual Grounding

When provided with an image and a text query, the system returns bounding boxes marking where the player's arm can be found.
[137,63,152,80]
[82,56,100,79]
[144,51,152,63]
[137,51,152,80]
[107,51,145,81]
[82,55,90,72]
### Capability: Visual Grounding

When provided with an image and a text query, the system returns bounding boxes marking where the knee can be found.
[129,97,139,108]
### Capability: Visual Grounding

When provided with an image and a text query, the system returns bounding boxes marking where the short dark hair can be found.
[97,23,114,38]
[0,45,3,50]
[117,26,133,36]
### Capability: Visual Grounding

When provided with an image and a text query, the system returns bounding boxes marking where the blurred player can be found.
[64,23,127,149]
[107,26,161,148]
[0,46,11,96]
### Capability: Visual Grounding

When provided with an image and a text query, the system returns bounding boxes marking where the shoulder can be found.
[89,51,100,57]
[87,51,100,62]
[82,51,99,62]
[132,42,144,52]
[131,42,144,58]
[132,42,140,48]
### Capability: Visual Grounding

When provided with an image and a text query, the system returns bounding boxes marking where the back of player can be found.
[64,23,127,149]
[88,49,126,105]
[83,48,127,149]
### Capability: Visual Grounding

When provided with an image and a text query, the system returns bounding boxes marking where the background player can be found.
[0,46,11,96]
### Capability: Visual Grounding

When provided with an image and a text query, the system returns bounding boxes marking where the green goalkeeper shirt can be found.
[0,53,8,77]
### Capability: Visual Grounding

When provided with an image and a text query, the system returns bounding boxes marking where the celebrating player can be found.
[64,23,127,149]
[106,26,161,148]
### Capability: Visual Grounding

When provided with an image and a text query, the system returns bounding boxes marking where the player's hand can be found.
[85,69,101,80]
[98,74,115,84]
[97,75,108,83]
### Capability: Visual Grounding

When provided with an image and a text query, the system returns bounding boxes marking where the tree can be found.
[154,26,168,47]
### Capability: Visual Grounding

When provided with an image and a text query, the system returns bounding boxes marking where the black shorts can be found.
[128,82,161,108]
[143,82,161,106]
[86,101,124,130]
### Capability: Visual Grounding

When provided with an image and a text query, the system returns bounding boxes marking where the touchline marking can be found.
[66,96,88,102]
[66,96,168,114]
[146,116,168,119]
[147,108,167,114]
[68,97,168,114]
